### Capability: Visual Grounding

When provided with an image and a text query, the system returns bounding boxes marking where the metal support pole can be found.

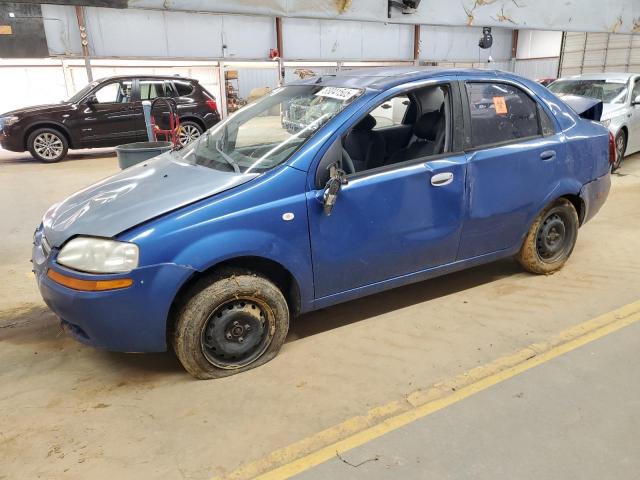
[75,5,93,82]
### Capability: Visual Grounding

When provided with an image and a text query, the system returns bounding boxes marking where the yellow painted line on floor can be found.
[218,299,640,480]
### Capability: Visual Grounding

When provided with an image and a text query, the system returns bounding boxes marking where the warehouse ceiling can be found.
[8,0,640,34]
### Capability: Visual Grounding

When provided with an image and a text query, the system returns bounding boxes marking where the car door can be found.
[457,79,563,259]
[626,76,640,153]
[306,80,467,299]
[75,79,137,147]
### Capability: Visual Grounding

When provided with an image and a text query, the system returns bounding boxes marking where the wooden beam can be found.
[75,5,93,82]
[275,16,283,58]
[413,24,420,64]
[511,29,519,59]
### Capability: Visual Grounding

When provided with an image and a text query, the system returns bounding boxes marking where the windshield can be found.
[548,79,628,104]
[179,85,362,173]
[66,81,99,103]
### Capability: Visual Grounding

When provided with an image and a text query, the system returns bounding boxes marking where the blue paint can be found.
[32,69,611,353]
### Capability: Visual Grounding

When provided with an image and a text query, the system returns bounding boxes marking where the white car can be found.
[549,73,640,170]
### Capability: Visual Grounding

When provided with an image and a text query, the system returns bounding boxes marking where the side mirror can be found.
[323,162,347,216]
[85,95,98,107]
[633,94,640,106]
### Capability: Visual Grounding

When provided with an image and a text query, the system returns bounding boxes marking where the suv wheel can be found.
[27,128,68,163]
[178,121,203,147]
[172,268,290,379]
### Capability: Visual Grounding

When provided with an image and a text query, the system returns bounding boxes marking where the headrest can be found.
[413,110,443,140]
[353,114,377,131]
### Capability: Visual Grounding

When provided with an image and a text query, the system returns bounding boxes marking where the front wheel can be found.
[612,130,626,171]
[178,121,203,147]
[515,198,579,275]
[172,269,289,379]
[27,128,68,163]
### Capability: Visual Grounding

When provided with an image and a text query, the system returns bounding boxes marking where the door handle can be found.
[540,150,556,161]
[431,172,454,186]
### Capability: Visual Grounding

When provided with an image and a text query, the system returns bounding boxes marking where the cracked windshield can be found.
[181,85,362,173]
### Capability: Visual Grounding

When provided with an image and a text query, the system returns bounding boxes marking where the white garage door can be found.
[559,31,640,77]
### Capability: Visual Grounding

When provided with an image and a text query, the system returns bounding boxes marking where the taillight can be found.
[206,99,218,113]
[608,131,616,166]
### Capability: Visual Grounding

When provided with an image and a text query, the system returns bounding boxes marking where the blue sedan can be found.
[32,68,613,378]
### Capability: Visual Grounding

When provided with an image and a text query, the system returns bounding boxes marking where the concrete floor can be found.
[1,148,640,479]
[296,319,640,480]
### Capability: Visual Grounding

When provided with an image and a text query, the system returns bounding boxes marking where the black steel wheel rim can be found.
[535,211,570,262]
[200,297,275,369]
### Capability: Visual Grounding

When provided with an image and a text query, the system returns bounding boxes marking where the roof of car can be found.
[561,72,637,82]
[287,66,511,90]
[95,74,197,83]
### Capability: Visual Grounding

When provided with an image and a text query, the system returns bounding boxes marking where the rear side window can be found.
[139,80,168,101]
[466,82,541,147]
[174,81,194,96]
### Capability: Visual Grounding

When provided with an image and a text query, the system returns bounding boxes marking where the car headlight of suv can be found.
[0,115,20,127]
[57,237,139,273]
[601,118,611,127]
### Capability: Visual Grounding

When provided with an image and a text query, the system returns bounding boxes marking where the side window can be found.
[341,84,450,175]
[94,80,132,104]
[538,104,556,136]
[369,95,410,129]
[631,79,640,103]
[466,82,541,147]
[174,81,194,97]
[139,80,167,100]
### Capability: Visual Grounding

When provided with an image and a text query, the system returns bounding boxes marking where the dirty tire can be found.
[27,127,68,163]
[172,268,289,379]
[516,198,579,275]
[612,130,626,171]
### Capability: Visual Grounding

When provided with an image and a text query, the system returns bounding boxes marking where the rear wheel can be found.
[178,121,203,147]
[172,269,289,379]
[516,198,579,275]
[612,130,626,171]
[27,128,68,163]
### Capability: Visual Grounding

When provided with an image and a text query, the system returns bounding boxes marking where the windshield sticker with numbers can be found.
[315,87,362,102]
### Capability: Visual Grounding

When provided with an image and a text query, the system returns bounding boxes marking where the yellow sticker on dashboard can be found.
[493,96,508,114]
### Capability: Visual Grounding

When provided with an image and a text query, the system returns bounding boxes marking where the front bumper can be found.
[0,126,24,152]
[32,231,195,352]
[580,171,611,225]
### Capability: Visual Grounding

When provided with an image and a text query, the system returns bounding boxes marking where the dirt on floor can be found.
[1,149,640,479]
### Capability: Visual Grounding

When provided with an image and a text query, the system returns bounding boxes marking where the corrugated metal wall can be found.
[559,32,640,76]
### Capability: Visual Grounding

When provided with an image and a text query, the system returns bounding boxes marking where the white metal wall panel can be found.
[233,68,278,99]
[514,58,559,80]
[419,25,513,63]
[0,65,68,114]
[516,30,562,59]
[40,5,83,56]
[130,0,640,34]
[83,8,272,59]
[282,18,412,61]
[221,15,275,59]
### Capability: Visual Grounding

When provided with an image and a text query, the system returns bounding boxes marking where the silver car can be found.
[549,73,640,169]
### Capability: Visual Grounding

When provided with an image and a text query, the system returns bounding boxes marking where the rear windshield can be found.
[548,79,628,104]
[180,85,362,174]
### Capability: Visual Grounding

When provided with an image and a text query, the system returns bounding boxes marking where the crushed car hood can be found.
[43,152,257,247]
[559,94,603,121]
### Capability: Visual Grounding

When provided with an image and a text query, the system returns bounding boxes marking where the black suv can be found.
[0,75,221,162]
